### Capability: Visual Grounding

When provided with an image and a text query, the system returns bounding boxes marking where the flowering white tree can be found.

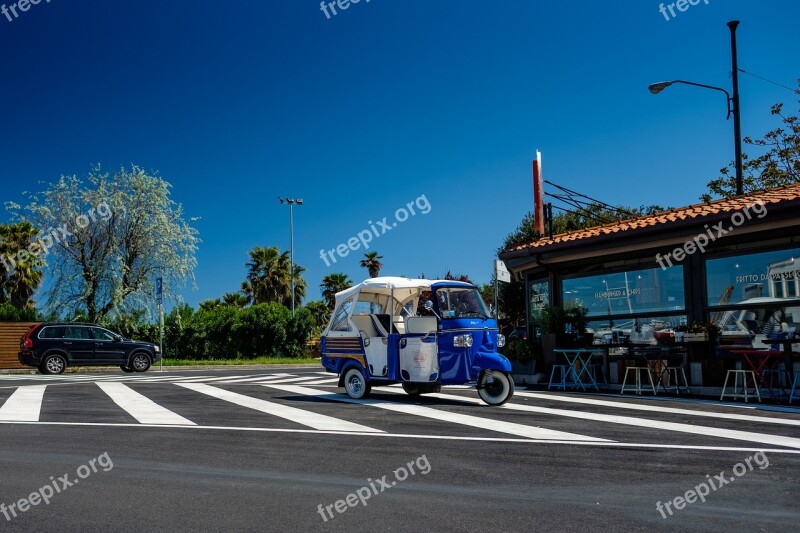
[7,165,199,321]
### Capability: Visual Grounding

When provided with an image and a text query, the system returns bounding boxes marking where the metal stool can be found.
[588,364,607,387]
[789,371,799,403]
[760,368,790,400]
[548,365,568,391]
[657,367,690,394]
[720,370,761,403]
[621,367,656,395]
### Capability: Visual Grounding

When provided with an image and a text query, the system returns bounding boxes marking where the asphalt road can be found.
[1,367,798,532]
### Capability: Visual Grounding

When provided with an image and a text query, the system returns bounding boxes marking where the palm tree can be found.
[244,246,292,305]
[0,222,44,309]
[284,263,308,309]
[321,273,352,310]
[305,300,331,330]
[360,251,384,278]
[222,292,249,308]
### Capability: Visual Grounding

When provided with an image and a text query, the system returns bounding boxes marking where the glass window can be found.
[39,326,65,339]
[92,328,116,341]
[587,316,687,345]
[331,299,353,331]
[529,280,550,314]
[712,306,792,335]
[706,248,800,306]
[562,266,685,318]
[434,287,490,318]
[353,299,385,315]
[64,326,91,340]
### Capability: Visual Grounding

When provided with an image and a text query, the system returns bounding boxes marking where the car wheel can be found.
[120,365,135,373]
[130,353,151,373]
[477,370,514,406]
[343,367,371,400]
[42,354,67,375]
[402,383,421,396]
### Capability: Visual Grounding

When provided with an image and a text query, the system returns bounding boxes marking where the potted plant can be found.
[538,303,590,369]
[685,322,720,342]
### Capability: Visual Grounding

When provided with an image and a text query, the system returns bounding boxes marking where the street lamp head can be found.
[296,199,303,205]
[649,81,673,94]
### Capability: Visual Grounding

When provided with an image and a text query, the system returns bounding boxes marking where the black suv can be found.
[18,323,161,374]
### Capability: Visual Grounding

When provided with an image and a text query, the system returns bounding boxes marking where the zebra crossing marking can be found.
[262,384,609,442]
[96,383,195,425]
[0,385,46,421]
[514,391,800,427]
[177,383,383,433]
[382,388,800,450]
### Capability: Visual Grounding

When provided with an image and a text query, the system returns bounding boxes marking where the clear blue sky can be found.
[1,0,798,308]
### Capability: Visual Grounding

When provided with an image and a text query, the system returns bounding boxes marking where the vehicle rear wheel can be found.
[130,353,151,373]
[343,367,371,399]
[478,370,514,406]
[120,365,135,373]
[42,354,67,375]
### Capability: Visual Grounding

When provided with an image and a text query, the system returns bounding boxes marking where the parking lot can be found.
[1,367,798,531]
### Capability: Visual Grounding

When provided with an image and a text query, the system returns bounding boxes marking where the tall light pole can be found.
[278,197,303,312]
[649,20,744,196]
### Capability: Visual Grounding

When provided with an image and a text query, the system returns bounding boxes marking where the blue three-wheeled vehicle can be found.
[321,277,514,405]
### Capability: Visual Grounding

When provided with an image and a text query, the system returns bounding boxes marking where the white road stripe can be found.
[293,378,340,386]
[0,385,46,421]
[263,384,609,442]
[178,383,382,433]
[215,374,295,384]
[514,391,800,427]
[399,389,800,449]
[96,383,195,425]
[259,376,326,384]
[171,375,251,383]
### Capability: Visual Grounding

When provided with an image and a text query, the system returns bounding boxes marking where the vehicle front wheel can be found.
[130,353,151,373]
[478,370,514,406]
[343,367,371,400]
[42,354,67,375]
[402,383,420,396]
[120,365,135,373]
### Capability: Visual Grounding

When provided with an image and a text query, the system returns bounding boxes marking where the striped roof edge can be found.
[504,182,800,253]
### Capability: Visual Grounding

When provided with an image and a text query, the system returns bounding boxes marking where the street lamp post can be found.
[278,197,303,312]
[649,20,744,196]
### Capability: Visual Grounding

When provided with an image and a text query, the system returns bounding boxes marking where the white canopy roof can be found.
[334,277,472,305]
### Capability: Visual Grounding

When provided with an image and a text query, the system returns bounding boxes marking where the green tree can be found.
[704,81,800,200]
[305,299,331,331]
[0,222,44,309]
[222,292,249,308]
[7,165,199,321]
[360,251,384,278]
[243,246,305,307]
[321,273,352,310]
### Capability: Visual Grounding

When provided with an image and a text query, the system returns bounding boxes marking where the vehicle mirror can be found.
[424,300,433,311]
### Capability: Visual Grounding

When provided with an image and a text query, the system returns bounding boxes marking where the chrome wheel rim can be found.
[132,355,148,371]
[47,357,64,373]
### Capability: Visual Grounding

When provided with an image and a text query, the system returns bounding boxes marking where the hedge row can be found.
[103,303,316,360]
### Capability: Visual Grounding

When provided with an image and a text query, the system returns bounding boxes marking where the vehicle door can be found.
[62,326,95,363]
[91,327,127,364]
[400,317,439,382]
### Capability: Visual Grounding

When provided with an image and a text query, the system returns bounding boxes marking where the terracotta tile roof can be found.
[505,182,800,253]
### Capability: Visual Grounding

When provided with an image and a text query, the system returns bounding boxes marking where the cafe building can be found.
[499,183,800,387]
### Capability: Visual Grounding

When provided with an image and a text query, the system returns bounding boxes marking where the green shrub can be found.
[500,338,534,364]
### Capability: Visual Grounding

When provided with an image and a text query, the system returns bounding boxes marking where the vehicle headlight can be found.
[497,334,506,348]
[453,334,473,348]
[153,345,160,352]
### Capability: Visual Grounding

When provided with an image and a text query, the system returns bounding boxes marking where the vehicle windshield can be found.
[434,287,490,318]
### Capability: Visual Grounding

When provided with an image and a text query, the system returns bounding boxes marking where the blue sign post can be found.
[156,277,163,371]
